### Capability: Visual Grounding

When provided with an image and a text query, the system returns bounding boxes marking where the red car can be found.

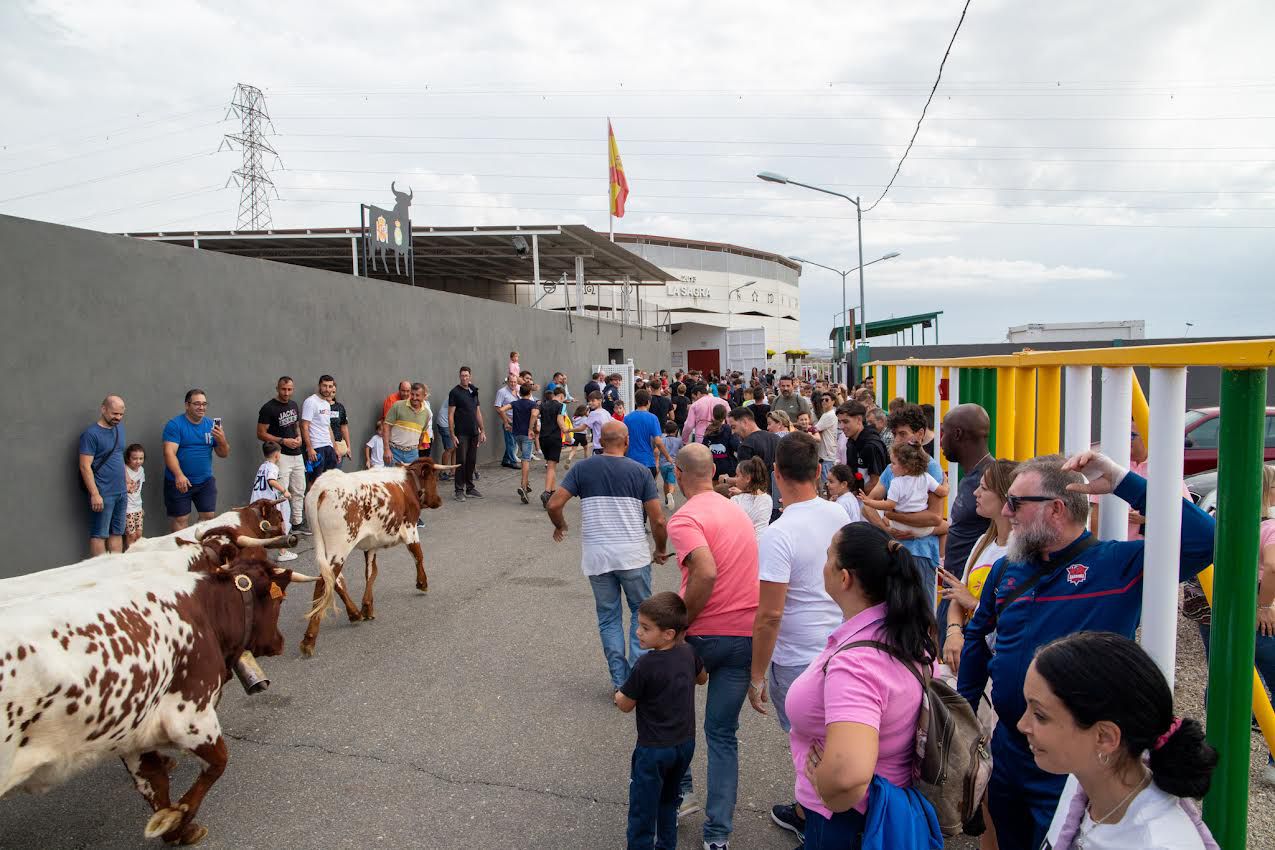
[1182,406,1275,475]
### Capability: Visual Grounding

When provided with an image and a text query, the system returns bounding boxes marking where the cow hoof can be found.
[347,611,363,623]
[179,822,208,845]
[299,641,315,658]
[360,608,376,620]
[160,755,178,773]
[415,582,429,593]
[145,805,186,838]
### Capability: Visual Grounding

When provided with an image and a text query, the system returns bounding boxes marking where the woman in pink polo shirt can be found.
[782,522,937,848]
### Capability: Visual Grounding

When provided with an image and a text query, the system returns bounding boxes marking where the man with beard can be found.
[956,451,1215,850]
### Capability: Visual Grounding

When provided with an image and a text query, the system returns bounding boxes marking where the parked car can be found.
[1183,407,1275,475]
[1186,465,1273,515]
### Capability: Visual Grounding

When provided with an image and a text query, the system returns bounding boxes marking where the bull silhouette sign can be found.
[360,182,414,280]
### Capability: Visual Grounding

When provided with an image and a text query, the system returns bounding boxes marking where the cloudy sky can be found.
[3,0,1273,346]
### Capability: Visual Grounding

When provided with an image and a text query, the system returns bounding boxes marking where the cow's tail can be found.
[303,488,336,620]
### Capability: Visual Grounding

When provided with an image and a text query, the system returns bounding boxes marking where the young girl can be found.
[568,404,590,466]
[860,442,946,538]
[727,457,772,541]
[825,463,863,523]
[659,419,682,507]
[123,443,146,547]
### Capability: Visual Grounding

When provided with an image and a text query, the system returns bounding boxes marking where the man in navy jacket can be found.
[957,450,1215,850]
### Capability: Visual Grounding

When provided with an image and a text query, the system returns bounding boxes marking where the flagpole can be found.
[607,117,614,242]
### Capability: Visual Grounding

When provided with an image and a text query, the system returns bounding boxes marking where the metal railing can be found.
[867,339,1275,848]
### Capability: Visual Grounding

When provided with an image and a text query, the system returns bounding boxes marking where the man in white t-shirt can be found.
[747,431,848,841]
[301,374,338,487]
[813,392,839,486]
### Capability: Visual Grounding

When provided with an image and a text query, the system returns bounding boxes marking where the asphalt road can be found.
[0,462,810,850]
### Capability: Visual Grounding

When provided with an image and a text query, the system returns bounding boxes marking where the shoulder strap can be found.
[91,426,120,474]
[821,639,928,689]
[989,533,1099,626]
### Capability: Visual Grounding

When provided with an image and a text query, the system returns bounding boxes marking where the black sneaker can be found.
[466,488,483,498]
[518,487,529,504]
[292,523,313,536]
[454,491,466,502]
[539,491,552,510]
[770,803,804,838]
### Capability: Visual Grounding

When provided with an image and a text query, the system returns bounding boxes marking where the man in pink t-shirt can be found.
[666,443,760,849]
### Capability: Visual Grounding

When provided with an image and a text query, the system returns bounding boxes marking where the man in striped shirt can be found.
[548,420,670,690]
[381,382,432,466]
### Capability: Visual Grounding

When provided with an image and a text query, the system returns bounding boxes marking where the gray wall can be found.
[0,214,668,576]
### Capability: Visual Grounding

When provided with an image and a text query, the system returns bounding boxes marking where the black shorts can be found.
[164,476,218,518]
[573,433,589,447]
[539,435,563,463]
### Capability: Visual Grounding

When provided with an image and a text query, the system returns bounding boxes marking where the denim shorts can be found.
[89,492,129,538]
[390,445,419,465]
[163,476,218,518]
[434,423,455,451]
[515,435,535,462]
[660,463,676,486]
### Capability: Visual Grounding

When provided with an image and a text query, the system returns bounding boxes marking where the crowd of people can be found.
[76,361,1268,850]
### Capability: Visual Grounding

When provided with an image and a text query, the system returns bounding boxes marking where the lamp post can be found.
[759,171,875,351]
[790,252,900,383]
[725,279,757,372]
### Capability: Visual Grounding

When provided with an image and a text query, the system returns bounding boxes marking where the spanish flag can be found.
[608,118,629,218]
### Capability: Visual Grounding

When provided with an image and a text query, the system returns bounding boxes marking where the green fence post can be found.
[984,368,998,456]
[1203,367,1268,847]
[907,366,919,403]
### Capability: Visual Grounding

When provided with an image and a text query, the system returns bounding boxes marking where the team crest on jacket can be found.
[1066,564,1090,586]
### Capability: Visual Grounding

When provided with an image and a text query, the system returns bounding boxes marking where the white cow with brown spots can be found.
[299,457,452,656]
[0,542,321,845]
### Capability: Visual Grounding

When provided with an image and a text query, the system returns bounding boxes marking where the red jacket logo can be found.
[1066,564,1090,586]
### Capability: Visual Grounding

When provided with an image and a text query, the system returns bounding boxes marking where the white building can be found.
[1007,320,1145,343]
[620,234,801,375]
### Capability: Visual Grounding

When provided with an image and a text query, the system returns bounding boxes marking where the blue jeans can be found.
[1197,622,1275,763]
[588,565,653,688]
[803,806,866,850]
[678,635,752,843]
[390,445,418,465]
[502,428,517,465]
[768,661,809,734]
[627,740,694,850]
[89,491,128,538]
[987,724,1067,850]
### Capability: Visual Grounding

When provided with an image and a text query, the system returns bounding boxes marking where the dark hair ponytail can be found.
[1035,632,1217,799]
[832,523,936,666]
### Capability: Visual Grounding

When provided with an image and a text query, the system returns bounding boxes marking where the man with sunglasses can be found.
[955,450,1216,850]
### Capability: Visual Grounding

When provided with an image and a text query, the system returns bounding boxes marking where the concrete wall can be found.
[0,214,668,576]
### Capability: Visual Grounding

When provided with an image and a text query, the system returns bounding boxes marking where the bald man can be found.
[548,419,670,690]
[79,394,128,555]
[938,403,995,574]
[666,443,760,845]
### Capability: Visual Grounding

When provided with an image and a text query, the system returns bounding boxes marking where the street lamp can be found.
[725,280,757,372]
[759,171,880,355]
[790,252,900,383]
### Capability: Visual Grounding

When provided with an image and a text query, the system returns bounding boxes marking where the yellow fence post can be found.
[1036,365,1062,455]
[1014,367,1037,460]
[996,367,1018,460]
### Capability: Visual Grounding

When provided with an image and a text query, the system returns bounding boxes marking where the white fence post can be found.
[1064,366,1092,457]
[1098,367,1134,542]
[1142,367,1188,685]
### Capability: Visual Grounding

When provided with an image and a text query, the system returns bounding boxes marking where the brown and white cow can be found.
[128,498,288,553]
[0,544,319,845]
[299,457,452,655]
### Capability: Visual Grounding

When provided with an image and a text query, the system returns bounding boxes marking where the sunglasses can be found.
[1006,494,1058,513]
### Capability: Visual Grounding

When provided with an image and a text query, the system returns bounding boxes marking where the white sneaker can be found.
[276,550,298,562]
[678,793,701,820]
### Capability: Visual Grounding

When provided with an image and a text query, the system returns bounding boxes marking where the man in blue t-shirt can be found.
[624,389,672,477]
[78,395,127,555]
[162,388,230,531]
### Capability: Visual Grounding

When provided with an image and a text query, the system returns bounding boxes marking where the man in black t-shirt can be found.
[257,376,307,532]
[837,401,888,493]
[648,382,673,424]
[748,386,771,431]
[583,371,604,399]
[938,403,994,574]
[447,366,485,500]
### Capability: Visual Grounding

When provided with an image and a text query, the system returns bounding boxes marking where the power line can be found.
[284,168,1275,194]
[271,113,1275,122]
[865,0,972,212]
[0,120,224,178]
[64,185,226,225]
[0,151,215,205]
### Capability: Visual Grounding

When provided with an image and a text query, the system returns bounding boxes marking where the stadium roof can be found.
[122,224,677,286]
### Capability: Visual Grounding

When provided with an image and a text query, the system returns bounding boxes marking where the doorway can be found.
[687,349,720,376]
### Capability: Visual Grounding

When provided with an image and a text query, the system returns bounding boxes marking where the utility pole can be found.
[220,83,280,230]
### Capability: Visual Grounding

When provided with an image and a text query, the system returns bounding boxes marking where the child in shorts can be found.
[614,592,706,850]
[365,418,386,469]
[124,443,146,547]
[859,442,946,537]
[252,441,296,562]
[566,404,589,467]
[658,420,682,508]
[825,463,864,522]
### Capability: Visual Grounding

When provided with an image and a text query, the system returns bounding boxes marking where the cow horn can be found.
[433,463,460,471]
[270,496,288,505]
[391,180,397,196]
[236,534,296,549]
[289,571,320,583]
[407,185,413,202]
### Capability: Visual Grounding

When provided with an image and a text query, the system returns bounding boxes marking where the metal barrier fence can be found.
[867,339,1275,848]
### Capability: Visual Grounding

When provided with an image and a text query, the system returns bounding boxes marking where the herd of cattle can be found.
[0,457,452,844]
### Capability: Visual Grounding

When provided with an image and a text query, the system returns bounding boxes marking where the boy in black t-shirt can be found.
[615,592,706,850]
